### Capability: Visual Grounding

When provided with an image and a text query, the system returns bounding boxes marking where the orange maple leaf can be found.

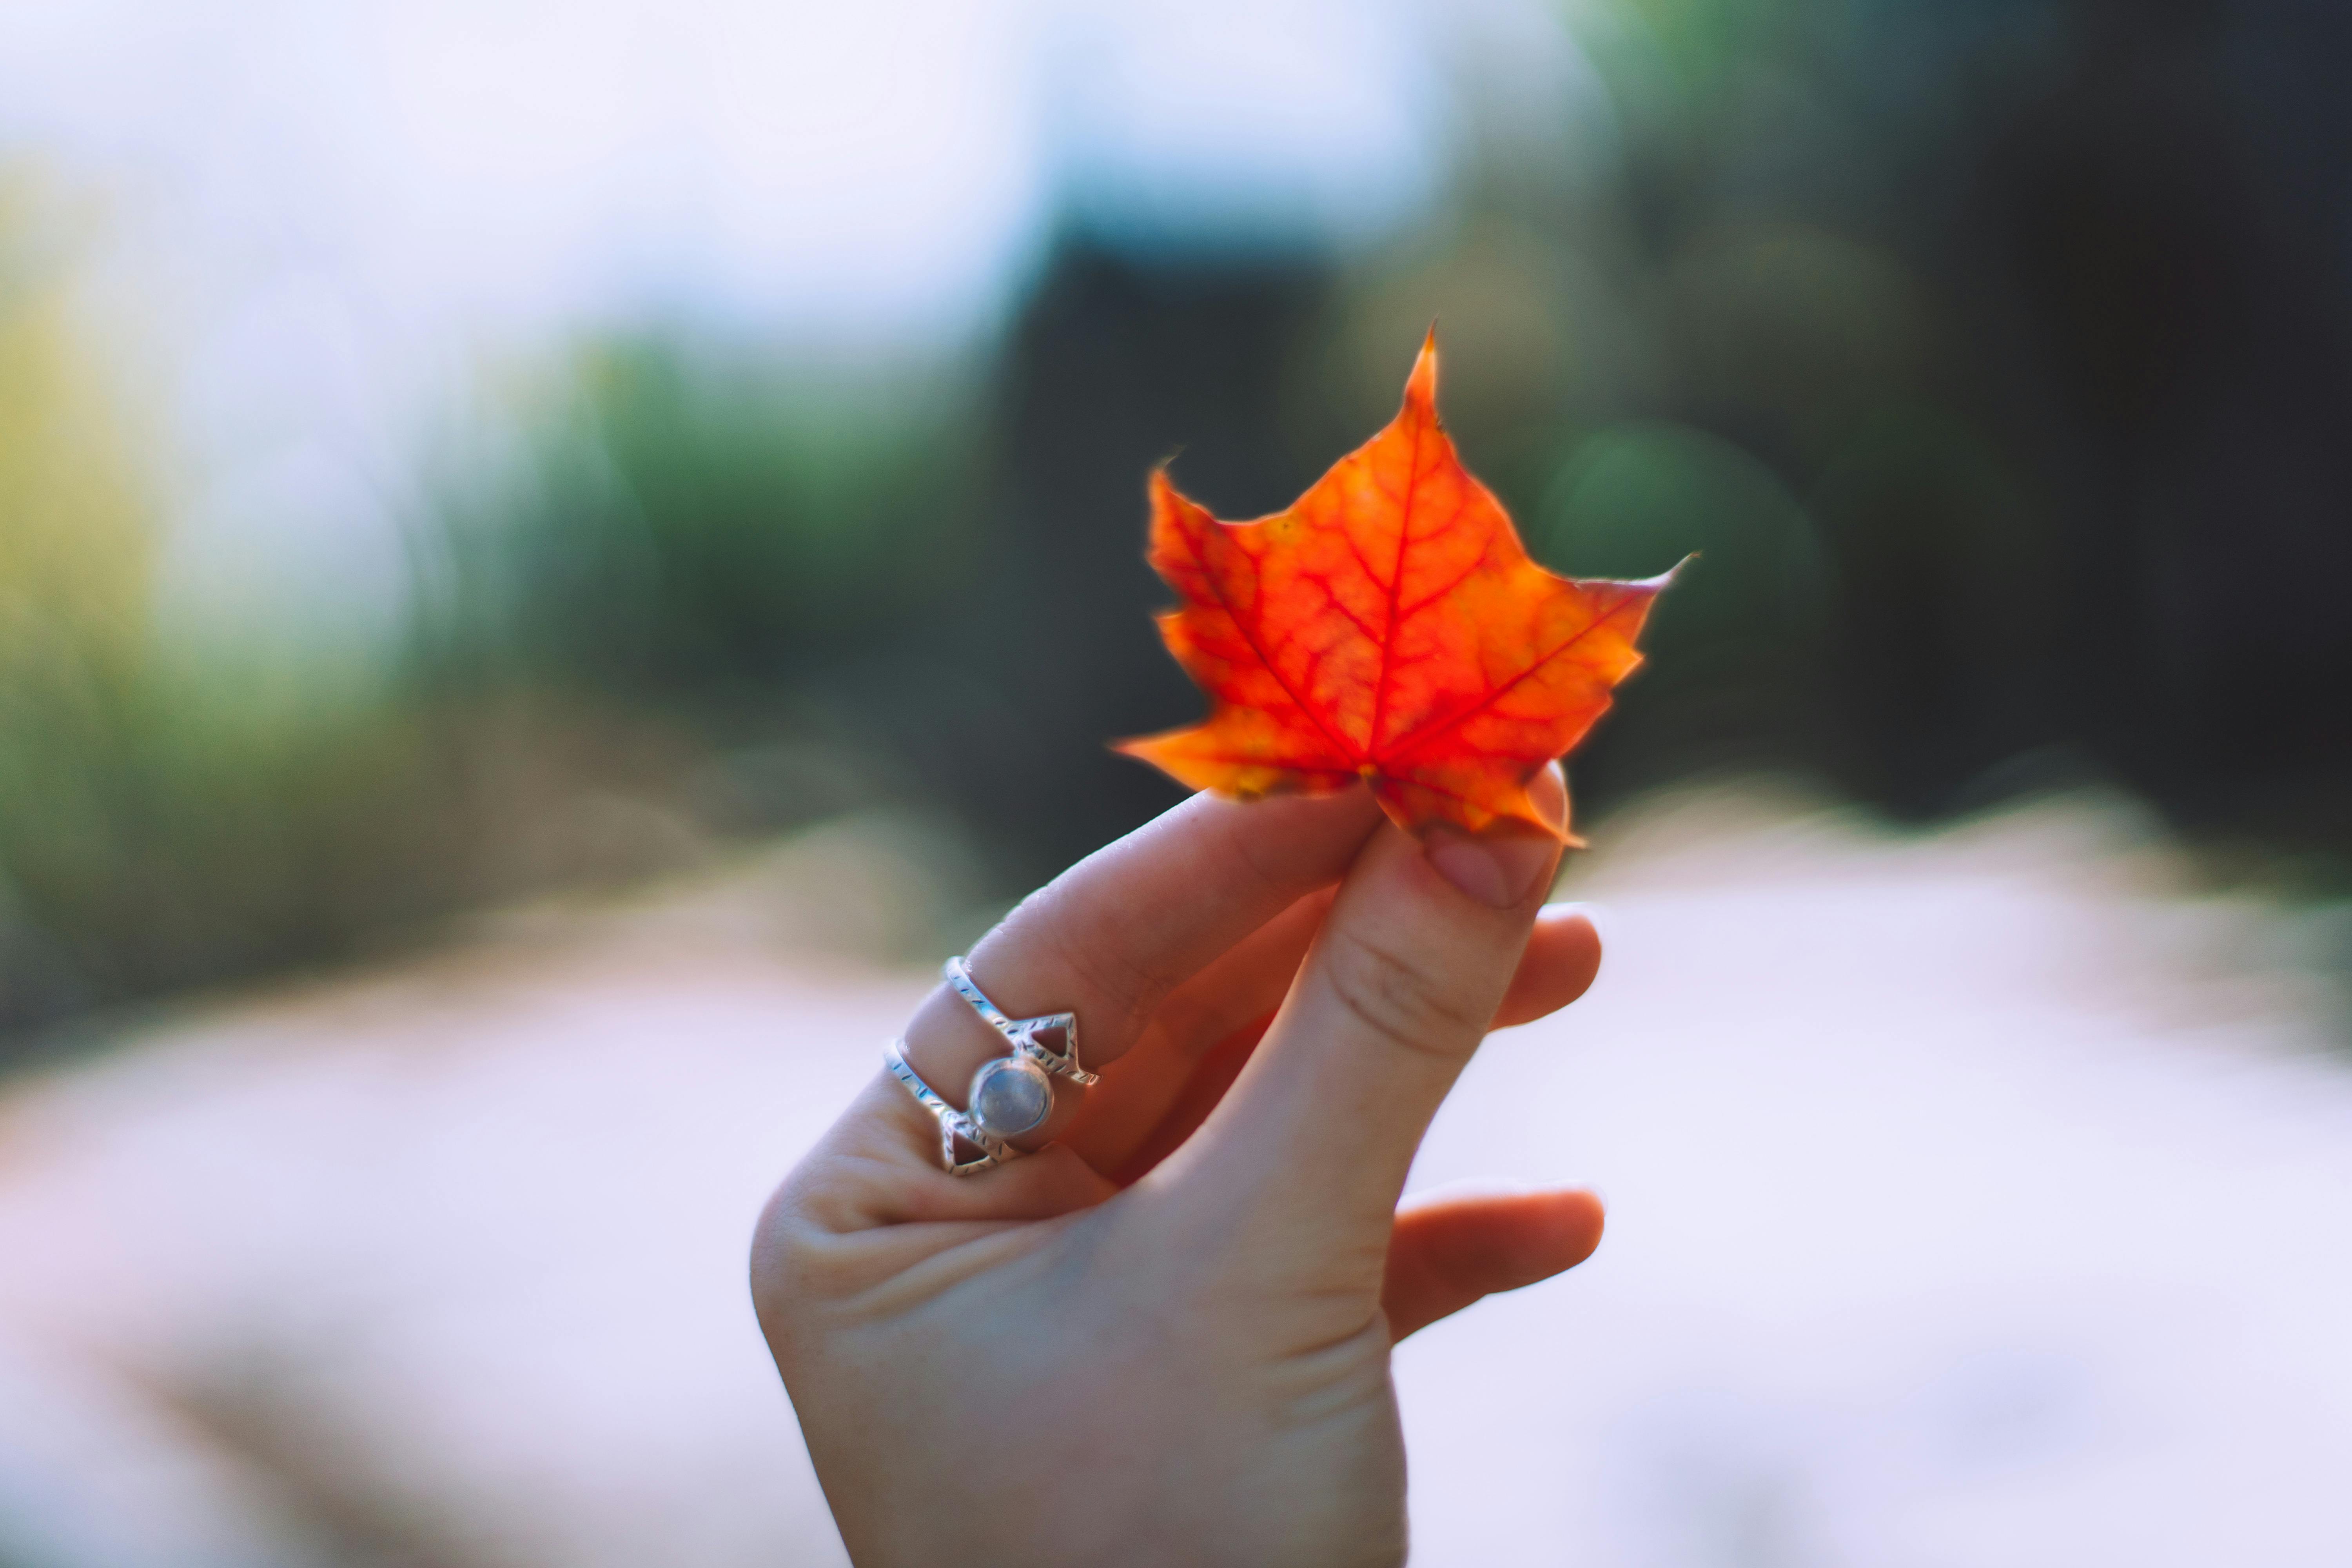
[1116,332,1675,843]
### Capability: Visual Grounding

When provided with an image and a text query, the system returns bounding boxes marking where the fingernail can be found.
[1426,828,1555,909]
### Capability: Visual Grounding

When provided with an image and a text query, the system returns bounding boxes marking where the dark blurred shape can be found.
[887,234,1339,874]
[1961,0,2352,829]
[1534,420,1832,790]
[1518,0,2352,839]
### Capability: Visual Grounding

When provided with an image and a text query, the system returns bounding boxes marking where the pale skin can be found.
[751,766,1606,1567]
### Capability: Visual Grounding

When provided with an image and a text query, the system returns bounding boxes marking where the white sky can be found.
[0,0,1579,651]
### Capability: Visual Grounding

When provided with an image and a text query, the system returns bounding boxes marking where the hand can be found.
[751,772,1605,1567]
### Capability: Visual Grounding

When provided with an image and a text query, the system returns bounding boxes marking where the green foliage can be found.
[423,339,981,702]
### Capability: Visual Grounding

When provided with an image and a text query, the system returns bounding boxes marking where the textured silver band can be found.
[884,1039,1018,1176]
[943,956,1100,1086]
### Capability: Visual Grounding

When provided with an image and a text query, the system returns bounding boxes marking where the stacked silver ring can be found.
[884,1041,1010,1175]
[886,956,1096,1176]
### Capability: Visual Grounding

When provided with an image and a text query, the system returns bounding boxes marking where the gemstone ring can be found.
[886,959,1095,1176]
[942,956,1099,1086]
[883,1040,1019,1176]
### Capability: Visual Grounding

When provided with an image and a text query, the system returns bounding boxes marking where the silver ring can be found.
[884,1040,1020,1177]
[943,956,1100,1086]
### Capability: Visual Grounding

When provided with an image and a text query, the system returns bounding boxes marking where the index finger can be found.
[884,784,1387,1167]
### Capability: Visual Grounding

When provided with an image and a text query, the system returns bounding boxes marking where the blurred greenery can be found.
[419,340,984,704]
[0,185,1004,1039]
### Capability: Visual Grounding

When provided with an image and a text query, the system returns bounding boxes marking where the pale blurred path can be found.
[1,787,2348,1566]
[1407,788,2352,1567]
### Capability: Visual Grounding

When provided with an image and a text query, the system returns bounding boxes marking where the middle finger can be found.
[1066,901,1605,1181]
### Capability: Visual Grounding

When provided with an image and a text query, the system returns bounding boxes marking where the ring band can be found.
[943,956,1100,1086]
[884,1040,1018,1176]
[888,960,1094,1176]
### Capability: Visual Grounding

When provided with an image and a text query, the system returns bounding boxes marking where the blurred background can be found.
[1,0,2349,1563]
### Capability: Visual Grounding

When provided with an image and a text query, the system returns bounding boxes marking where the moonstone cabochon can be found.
[969,1056,1053,1138]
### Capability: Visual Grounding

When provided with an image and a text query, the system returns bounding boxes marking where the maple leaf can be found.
[1116,332,1676,842]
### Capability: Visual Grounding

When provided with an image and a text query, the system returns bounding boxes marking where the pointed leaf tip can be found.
[1405,328,1439,412]
[1648,551,1700,590]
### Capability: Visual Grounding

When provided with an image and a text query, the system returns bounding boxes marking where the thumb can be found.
[1169,767,1566,1251]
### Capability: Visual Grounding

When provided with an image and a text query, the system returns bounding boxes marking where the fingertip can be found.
[1521,1186,1606,1279]
[1493,904,1604,1027]
[1543,898,1605,944]
[1461,1186,1605,1290]
[1425,824,1557,909]
[1537,902,1605,965]
[1543,903,1604,993]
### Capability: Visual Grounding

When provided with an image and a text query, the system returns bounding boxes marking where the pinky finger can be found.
[1382,1186,1605,1341]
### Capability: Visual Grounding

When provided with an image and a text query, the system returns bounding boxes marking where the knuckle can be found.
[749,1197,813,1346]
[750,1160,864,1302]
[1215,808,1294,906]
[1318,925,1484,1063]
[1050,915,1162,1026]
[748,1183,875,1361]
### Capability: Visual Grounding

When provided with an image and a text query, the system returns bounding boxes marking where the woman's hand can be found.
[750,772,1605,1567]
